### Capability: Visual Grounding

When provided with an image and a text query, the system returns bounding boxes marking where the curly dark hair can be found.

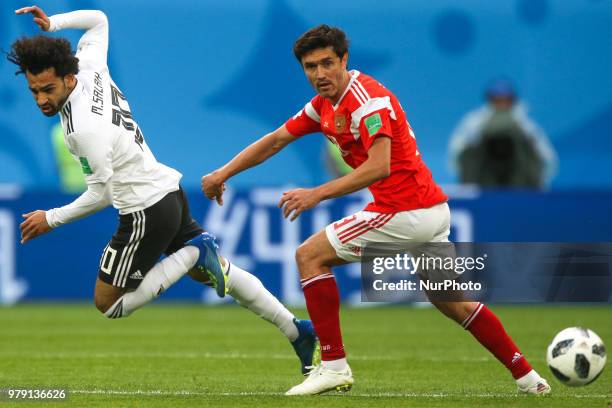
[293,25,349,62]
[7,35,79,76]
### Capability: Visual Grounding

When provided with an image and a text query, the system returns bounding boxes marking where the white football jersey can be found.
[51,11,181,214]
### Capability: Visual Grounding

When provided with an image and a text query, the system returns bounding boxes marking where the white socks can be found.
[225,261,299,341]
[104,246,299,343]
[104,246,198,318]
[322,358,348,372]
[516,369,541,388]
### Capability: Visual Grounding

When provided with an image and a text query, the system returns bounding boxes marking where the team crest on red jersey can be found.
[334,113,347,133]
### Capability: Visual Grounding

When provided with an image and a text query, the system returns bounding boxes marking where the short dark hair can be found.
[7,35,79,76]
[293,25,349,62]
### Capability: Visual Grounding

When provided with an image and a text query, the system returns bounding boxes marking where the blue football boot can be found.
[291,318,320,375]
[186,232,226,298]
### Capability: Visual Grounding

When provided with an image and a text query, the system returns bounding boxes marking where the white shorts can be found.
[325,202,451,262]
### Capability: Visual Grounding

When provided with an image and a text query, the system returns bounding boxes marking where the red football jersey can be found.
[285,70,447,213]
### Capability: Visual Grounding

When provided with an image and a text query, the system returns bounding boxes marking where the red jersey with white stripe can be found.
[285,70,447,213]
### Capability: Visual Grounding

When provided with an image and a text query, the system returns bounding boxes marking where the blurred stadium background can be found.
[0,0,610,305]
[0,1,610,405]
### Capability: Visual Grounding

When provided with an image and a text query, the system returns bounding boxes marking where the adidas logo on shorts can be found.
[129,270,144,280]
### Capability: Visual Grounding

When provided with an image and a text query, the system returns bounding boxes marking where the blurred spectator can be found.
[449,79,557,188]
[324,140,352,178]
[51,123,86,193]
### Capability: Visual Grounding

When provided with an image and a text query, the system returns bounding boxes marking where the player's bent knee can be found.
[430,300,460,322]
[94,296,114,314]
[295,243,312,268]
[461,301,479,320]
[431,300,478,324]
[296,242,323,270]
[94,278,126,315]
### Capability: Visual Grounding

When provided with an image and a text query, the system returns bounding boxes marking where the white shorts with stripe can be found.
[325,202,451,263]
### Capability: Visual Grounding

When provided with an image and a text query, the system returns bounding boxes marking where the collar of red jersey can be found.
[333,69,361,110]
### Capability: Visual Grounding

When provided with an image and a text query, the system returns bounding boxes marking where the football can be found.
[546,327,607,386]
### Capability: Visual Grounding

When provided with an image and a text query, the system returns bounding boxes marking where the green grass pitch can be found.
[0,304,609,407]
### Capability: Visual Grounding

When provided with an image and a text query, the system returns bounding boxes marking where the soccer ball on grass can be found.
[546,327,606,386]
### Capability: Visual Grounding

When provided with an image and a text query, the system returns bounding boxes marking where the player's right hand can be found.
[201,172,226,206]
[20,210,52,244]
[15,6,50,31]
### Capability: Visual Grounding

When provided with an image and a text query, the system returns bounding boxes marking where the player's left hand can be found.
[15,6,51,31]
[20,210,52,244]
[201,172,226,205]
[278,188,321,221]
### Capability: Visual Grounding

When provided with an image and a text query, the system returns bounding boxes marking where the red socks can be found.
[301,273,345,361]
[300,279,532,378]
[463,303,532,379]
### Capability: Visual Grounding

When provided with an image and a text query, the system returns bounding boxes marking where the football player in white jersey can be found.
[9,5,319,376]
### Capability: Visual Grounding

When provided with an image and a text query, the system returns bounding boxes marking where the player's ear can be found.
[341,52,348,69]
[63,73,76,88]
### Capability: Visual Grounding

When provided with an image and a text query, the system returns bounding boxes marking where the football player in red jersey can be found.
[202,25,550,396]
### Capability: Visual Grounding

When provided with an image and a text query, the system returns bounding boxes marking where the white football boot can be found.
[517,372,551,395]
[285,364,354,395]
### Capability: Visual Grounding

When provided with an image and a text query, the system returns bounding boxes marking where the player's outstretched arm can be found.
[279,136,391,221]
[16,6,109,72]
[202,125,295,205]
[46,182,112,228]
[14,6,50,31]
[20,183,112,244]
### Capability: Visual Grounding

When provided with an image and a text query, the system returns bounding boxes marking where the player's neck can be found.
[329,71,351,105]
[61,78,78,109]
[66,78,78,97]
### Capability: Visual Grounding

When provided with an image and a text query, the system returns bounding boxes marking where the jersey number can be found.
[333,215,357,230]
[100,245,117,275]
[110,84,144,151]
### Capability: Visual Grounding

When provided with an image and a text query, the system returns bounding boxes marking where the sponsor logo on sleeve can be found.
[79,157,93,175]
[364,113,382,136]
